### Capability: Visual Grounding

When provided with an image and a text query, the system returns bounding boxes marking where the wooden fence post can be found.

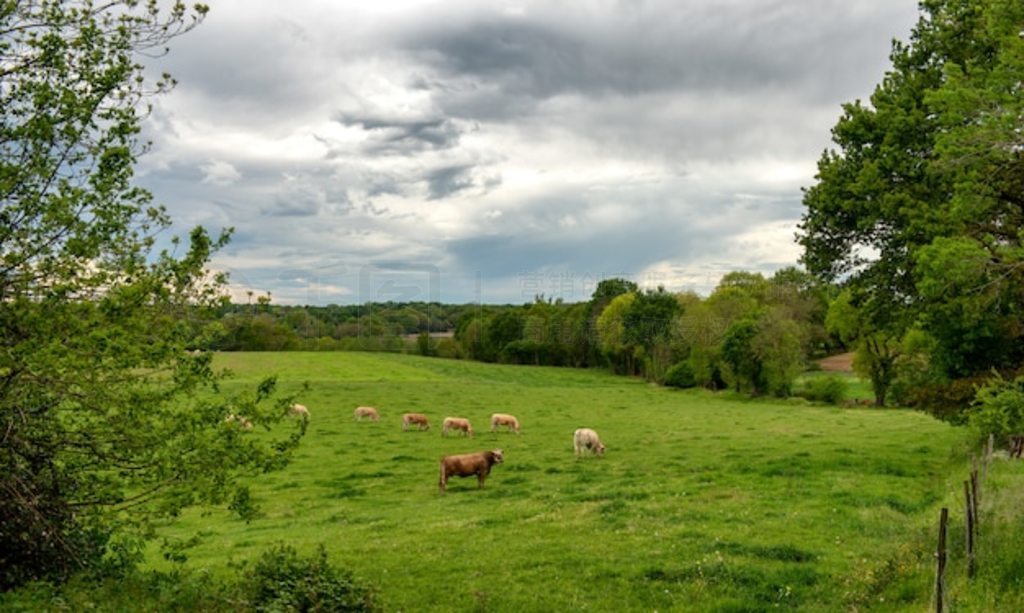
[935,507,948,613]
[965,480,975,579]
[971,469,979,513]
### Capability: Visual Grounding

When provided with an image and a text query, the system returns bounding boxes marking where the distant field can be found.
[153,352,966,611]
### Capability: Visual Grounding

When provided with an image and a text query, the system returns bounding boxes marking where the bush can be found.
[0,544,377,612]
[967,375,1024,447]
[898,374,996,424]
[434,337,461,359]
[663,362,697,388]
[236,543,376,612]
[797,376,848,405]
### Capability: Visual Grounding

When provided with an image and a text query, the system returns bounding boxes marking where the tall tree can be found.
[596,292,637,374]
[0,2,303,588]
[799,0,1024,380]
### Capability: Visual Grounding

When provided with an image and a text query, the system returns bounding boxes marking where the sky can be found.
[137,0,921,306]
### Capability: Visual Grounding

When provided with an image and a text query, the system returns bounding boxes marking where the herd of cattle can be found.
[353,405,606,491]
[228,403,605,491]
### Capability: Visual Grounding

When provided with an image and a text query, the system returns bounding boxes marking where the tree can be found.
[0,2,303,589]
[586,277,637,365]
[589,277,639,307]
[826,291,900,406]
[721,316,762,394]
[486,310,523,362]
[622,287,680,381]
[750,308,806,397]
[799,0,1024,380]
[596,292,637,374]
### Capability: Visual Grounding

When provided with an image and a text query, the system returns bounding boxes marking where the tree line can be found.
[211,268,834,398]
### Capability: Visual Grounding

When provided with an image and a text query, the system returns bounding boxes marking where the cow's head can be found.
[491,449,504,463]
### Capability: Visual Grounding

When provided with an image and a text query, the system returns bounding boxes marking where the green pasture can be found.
[153,352,967,611]
[795,370,877,404]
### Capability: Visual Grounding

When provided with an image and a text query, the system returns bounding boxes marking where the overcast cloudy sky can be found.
[137,0,920,305]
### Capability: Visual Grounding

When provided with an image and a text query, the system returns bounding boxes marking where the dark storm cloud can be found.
[334,111,464,155]
[425,165,476,200]
[400,1,916,117]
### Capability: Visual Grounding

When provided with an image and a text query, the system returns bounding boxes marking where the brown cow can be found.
[439,449,504,491]
[490,413,520,434]
[442,416,473,437]
[402,413,430,431]
[573,427,606,457]
[354,406,380,422]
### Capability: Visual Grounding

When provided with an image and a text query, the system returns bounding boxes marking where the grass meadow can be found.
[151,352,971,611]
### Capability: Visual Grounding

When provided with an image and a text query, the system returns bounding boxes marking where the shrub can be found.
[0,544,377,612]
[663,362,697,388]
[967,375,1024,447]
[898,374,995,425]
[236,543,376,612]
[798,376,848,405]
[434,338,461,359]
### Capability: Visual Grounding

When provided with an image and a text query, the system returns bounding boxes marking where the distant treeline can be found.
[211,267,838,397]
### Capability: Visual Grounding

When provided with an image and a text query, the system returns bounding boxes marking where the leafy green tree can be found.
[799,0,1024,379]
[456,316,487,361]
[673,299,727,390]
[553,302,591,367]
[589,277,639,307]
[622,287,680,380]
[751,308,807,397]
[721,316,762,394]
[826,291,900,406]
[596,292,637,374]
[0,1,303,588]
[486,310,523,362]
[586,278,638,365]
[968,374,1024,448]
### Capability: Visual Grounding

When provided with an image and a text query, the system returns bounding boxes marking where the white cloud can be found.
[199,160,242,186]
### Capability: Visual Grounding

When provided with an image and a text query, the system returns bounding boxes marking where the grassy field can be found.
[151,352,969,611]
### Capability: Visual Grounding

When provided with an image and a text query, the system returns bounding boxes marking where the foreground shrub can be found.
[236,543,376,612]
[0,545,377,612]
[798,376,848,405]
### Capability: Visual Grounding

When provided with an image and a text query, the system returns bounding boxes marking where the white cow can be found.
[573,428,606,457]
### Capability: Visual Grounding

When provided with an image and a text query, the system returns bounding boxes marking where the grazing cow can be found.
[442,417,474,437]
[225,413,254,431]
[402,413,431,431]
[439,449,504,491]
[490,413,520,434]
[573,428,606,457]
[354,406,380,422]
[289,403,310,419]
